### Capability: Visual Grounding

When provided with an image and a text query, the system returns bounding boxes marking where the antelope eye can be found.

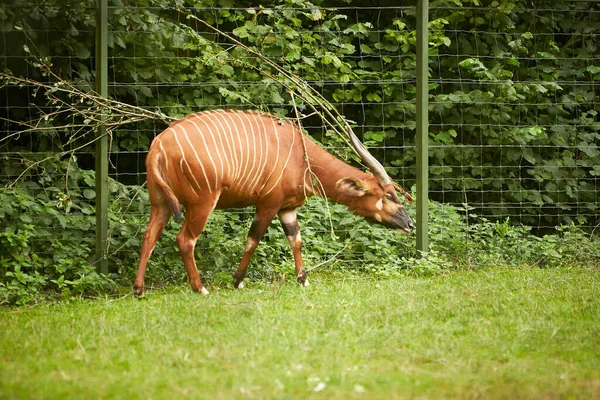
[385,193,394,201]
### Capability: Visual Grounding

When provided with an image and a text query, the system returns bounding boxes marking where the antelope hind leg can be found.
[278,209,309,287]
[233,207,279,289]
[134,205,171,297]
[176,204,213,295]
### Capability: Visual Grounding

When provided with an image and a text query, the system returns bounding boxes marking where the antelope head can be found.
[341,124,414,234]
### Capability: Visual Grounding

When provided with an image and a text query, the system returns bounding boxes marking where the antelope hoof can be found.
[133,286,144,297]
[233,275,245,289]
[297,270,309,287]
[201,287,209,296]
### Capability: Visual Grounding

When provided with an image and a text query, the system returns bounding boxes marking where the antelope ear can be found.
[336,177,369,196]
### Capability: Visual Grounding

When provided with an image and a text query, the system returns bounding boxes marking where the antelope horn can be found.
[394,183,415,204]
[345,123,392,187]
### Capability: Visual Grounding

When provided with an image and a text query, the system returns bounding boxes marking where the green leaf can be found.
[523,147,536,165]
[537,51,556,59]
[448,93,463,102]
[217,65,234,77]
[139,86,153,98]
[366,92,382,102]
[587,65,600,74]
[83,189,96,200]
[459,58,477,68]
[271,91,284,104]
[507,58,520,67]
[393,19,406,30]
[360,44,373,54]
[73,42,91,59]
[232,26,248,39]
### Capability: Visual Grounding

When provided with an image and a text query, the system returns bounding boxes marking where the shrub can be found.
[1,161,598,306]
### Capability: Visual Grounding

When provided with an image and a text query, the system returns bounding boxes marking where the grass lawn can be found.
[1,266,599,399]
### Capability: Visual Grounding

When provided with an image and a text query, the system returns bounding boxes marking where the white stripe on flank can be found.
[218,110,243,184]
[262,120,296,197]
[186,118,219,190]
[258,116,281,194]
[246,112,264,193]
[247,113,269,194]
[204,110,232,181]
[178,124,212,193]
[187,115,219,181]
[230,111,252,193]
[170,128,200,197]
[210,110,238,183]
[234,111,251,190]
[237,111,259,192]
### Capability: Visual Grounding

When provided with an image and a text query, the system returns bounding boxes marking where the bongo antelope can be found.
[134,109,413,296]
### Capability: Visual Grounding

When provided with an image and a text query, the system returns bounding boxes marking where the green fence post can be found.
[416,0,429,255]
[95,0,109,274]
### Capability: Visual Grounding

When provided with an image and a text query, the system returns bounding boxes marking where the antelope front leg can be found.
[278,209,309,286]
[233,207,279,289]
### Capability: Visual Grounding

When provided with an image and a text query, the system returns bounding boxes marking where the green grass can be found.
[1,266,599,399]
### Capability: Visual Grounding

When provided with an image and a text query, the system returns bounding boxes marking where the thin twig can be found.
[306,239,353,272]
[290,91,336,240]
[176,9,365,162]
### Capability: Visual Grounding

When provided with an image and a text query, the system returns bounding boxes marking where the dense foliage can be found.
[1,157,598,305]
[0,0,599,304]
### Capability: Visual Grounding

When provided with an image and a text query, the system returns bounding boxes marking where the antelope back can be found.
[147,110,307,208]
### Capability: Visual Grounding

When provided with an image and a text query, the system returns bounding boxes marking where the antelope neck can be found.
[305,139,367,204]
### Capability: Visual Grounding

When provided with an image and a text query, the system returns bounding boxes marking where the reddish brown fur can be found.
[134,110,412,295]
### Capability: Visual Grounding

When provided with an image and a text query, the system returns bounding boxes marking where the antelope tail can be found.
[149,152,183,223]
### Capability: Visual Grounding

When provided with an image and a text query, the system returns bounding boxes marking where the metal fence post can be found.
[95,0,109,274]
[416,0,429,255]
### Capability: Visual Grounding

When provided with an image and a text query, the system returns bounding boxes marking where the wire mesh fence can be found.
[0,1,598,297]
[429,3,599,232]
[101,2,599,237]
